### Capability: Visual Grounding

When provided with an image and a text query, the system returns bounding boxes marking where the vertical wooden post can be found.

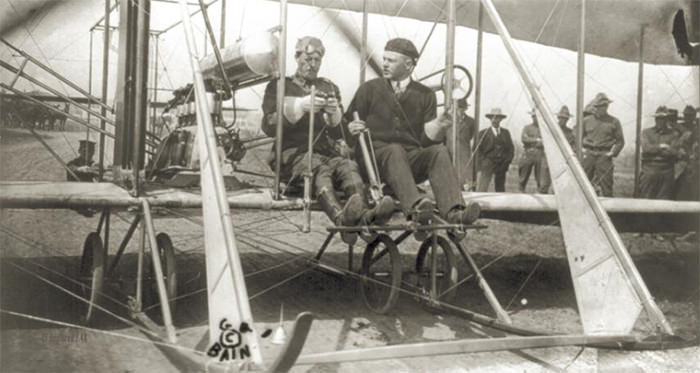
[575,0,586,159]
[360,0,368,85]
[446,0,457,176]
[274,0,288,199]
[152,35,159,137]
[472,3,484,186]
[219,0,226,48]
[303,86,316,233]
[633,26,645,198]
[87,30,94,161]
[100,0,110,180]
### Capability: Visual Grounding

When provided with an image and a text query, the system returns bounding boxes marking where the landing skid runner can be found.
[75,201,313,372]
[317,219,512,322]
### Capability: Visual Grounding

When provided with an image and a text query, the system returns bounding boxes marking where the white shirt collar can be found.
[491,126,501,136]
[392,75,412,90]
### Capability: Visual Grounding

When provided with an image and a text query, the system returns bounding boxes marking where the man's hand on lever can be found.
[348,117,367,136]
[283,95,327,123]
[424,108,454,142]
[323,96,342,126]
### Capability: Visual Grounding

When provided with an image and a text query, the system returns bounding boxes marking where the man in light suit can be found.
[476,108,514,192]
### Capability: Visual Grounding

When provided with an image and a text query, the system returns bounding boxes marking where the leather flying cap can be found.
[384,38,420,59]
[295,36,325,56]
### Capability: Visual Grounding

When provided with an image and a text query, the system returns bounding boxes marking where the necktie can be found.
[394,81,402,96]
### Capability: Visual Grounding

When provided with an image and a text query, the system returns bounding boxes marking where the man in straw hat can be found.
[261,36,394,244]
[66,139,98,182]
[577,92,624,196]
[518,109,550,193]
[640,106,682,199]
[346,37,480,233]
[476,108,514,192]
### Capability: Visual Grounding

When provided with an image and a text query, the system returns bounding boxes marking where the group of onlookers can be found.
[471,93,698,203]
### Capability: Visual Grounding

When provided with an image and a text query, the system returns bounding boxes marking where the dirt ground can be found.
[1,128,698,372]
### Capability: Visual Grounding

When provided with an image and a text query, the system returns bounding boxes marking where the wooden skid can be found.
[296,334,637,365]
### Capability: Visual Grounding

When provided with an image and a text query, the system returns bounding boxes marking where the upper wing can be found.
[287,0,698,66]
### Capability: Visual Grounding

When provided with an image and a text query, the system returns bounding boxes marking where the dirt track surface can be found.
[1,128,699,372]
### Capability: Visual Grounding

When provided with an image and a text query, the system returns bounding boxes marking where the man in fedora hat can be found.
[445,97,477,190]
[577,92,624,196]
[261,36,394,244]
[557,105,576,148]
[66,139,98,182]
[518,109,550,193]
[640,106,682,199]
[476,108,514,192]
[346,37,480,233]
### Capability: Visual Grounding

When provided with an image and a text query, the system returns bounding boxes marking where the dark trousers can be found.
[518,148,550,193]
[639,163,674,200]
[289,153,363,197]
[373,143,464,218]
[477,157,508,192]
[582,152,614,197]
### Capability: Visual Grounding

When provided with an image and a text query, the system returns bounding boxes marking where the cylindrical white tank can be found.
[199,30,278,83]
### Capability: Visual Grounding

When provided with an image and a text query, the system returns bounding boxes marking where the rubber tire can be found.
[80,232,105,324]
[147,232,178,317]
[415,235,459,303]
[360,234,402,314]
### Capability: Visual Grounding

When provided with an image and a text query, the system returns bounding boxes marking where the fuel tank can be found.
[199,30,278,84]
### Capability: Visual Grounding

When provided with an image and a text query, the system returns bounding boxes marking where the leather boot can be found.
[318,189,362,245]
[361,195,395,226]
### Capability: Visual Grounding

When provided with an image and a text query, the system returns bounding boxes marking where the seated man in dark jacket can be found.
[261,36,393,243]
[345,38,480,235]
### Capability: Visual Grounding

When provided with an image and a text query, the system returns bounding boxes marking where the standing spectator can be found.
[476,108,514,192]
[445,97,476,190]
[674,105,698,201]
[557,105,576,148]
[640,106,681,199]
[67,140,98,182]
[577,92,624,196]
[518,109,550,193]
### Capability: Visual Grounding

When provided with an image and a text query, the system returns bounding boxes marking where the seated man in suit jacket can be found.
[476,108,514,192]
[345,38,480,235]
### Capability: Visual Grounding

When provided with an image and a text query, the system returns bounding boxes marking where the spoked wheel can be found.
[146,233,178,316]
[415,235,459,303]
[80,232,105,324]
[360,234,402,314]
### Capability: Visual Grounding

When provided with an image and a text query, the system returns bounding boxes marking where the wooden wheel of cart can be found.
[80,232,105,324]
[415,234,459,303]
[360,234,402,314]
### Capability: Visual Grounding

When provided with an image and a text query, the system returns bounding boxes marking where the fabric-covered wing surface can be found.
[286,0,695,65]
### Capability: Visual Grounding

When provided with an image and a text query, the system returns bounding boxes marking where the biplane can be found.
[1,0,699,371]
